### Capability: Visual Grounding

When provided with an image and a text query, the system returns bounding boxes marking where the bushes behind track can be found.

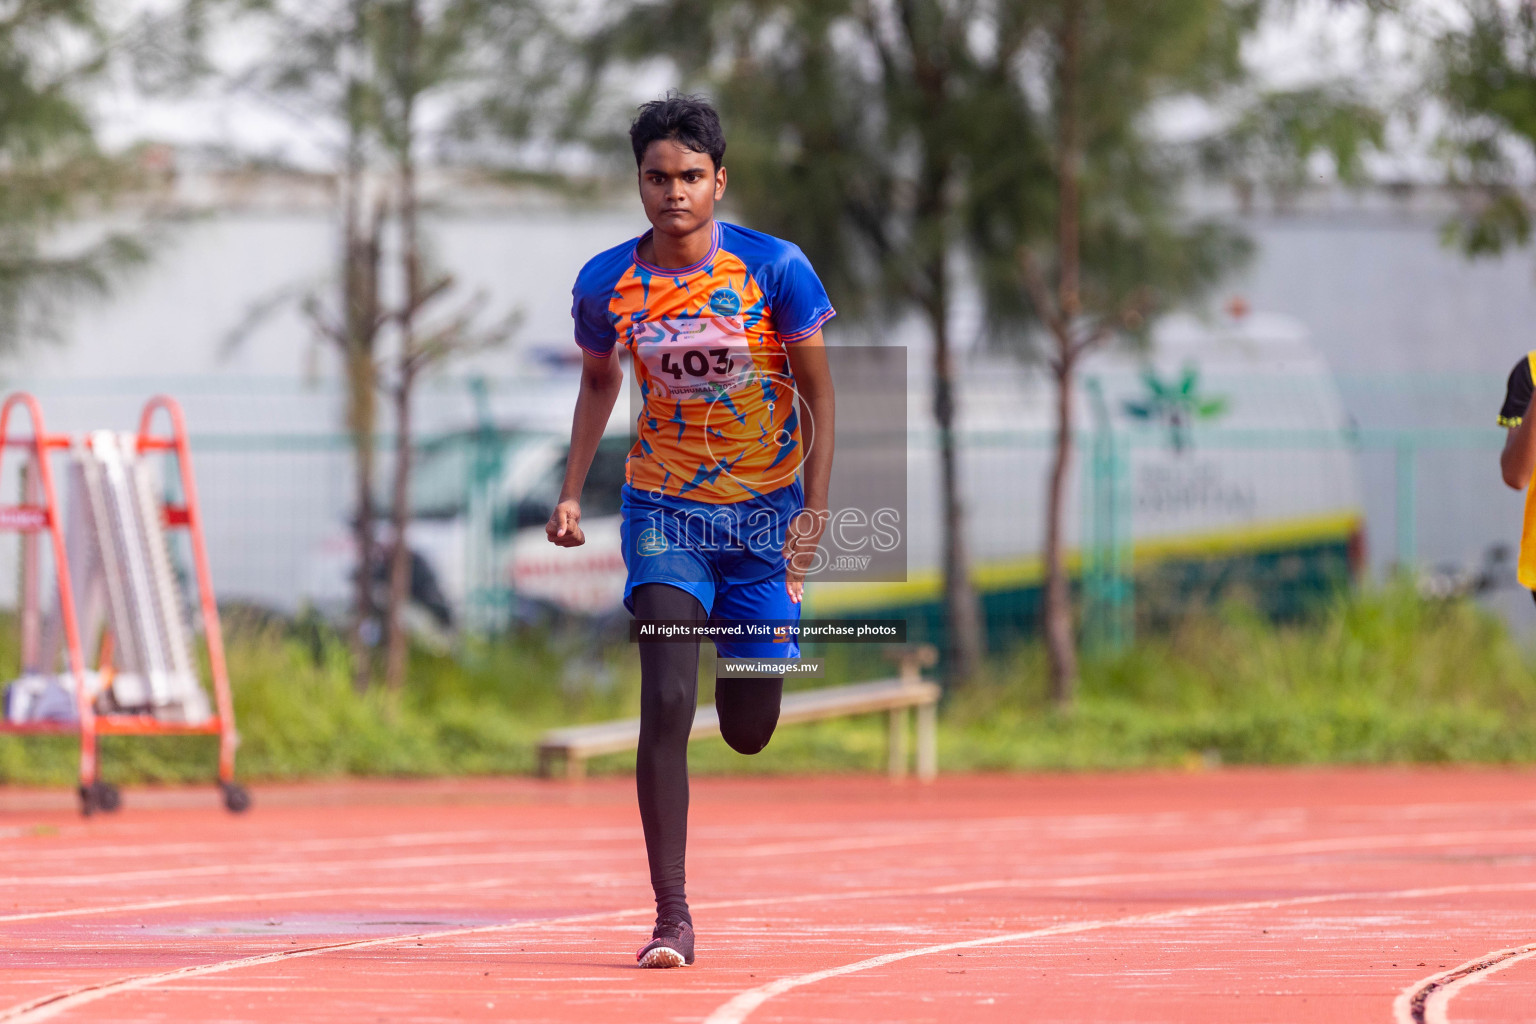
[0,583,1533,785]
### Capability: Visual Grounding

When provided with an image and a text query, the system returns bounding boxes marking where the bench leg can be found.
[915,702,937,782]
[887,707,910,779]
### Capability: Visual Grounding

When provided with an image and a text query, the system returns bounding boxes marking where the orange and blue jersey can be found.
[571,221,835,505]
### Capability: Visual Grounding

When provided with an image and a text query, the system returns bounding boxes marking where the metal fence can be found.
[0,376,1516,641]
[1074,423,1507,653]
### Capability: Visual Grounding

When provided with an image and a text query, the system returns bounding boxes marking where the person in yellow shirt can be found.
[1499,352,1536,601]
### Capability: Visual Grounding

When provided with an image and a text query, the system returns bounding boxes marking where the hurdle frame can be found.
[0,392,248,815]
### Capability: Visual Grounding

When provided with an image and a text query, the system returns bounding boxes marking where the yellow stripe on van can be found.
[803,510,1362,614]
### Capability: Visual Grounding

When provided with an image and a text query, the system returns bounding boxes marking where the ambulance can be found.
[385,307,1363,639]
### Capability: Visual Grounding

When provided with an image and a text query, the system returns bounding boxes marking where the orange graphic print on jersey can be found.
[572,222,835,504]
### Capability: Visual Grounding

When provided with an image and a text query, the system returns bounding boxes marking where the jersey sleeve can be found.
[769,246,836,343]
[1500,356,1534,427]
[571,251,628,358]
[571,287,616,357]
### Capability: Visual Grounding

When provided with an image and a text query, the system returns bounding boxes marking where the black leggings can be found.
[633,583,783,922]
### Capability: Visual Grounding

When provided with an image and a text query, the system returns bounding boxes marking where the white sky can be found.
[87,0,1482,176]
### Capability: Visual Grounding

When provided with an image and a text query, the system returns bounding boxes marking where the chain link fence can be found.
[0,376,1515,649]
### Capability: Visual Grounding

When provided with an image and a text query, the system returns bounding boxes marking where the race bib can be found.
[630,316,753,399]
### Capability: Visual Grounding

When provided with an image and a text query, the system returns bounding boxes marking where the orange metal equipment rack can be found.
[0,392,249,815]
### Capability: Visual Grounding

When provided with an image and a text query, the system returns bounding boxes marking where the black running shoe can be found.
[636,917,695,968]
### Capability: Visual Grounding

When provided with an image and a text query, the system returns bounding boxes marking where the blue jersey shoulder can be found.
[719,222,835,343]
[571,236,639,356]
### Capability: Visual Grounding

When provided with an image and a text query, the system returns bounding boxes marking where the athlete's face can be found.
[638,140,726,240]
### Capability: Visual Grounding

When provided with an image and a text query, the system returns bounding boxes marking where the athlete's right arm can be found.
[1501,358,1536,491]
[1502,411,1536,490]
[547,350,624,547]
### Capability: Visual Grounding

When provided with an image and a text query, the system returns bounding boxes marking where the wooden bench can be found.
[537,647,941,782]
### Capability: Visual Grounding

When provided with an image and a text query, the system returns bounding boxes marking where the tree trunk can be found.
[346,336,380,694]
[383,0,422,692]
[891,8,984,686]
[927,292,985,687]
[1043,0,1085,706]
[384,369,414,691]
[342,1,381,693]
[1043,354,1078,704]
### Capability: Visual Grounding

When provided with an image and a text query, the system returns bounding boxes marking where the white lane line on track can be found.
[9,823,1536,891]
[6,873,1536,1023]
[700,882,1536,1024]
[29,802,1536,866]
[1392,942,1536,1024]
[725,825,1536,863]
[18,811,1147,862]
[6,828,626,862]
[0,862,1343,1021]
[0,877,521,924]
[3,816,1536,927]
[0,906,651,1023]
[0,857,1311,926]
[16,797,1536,874]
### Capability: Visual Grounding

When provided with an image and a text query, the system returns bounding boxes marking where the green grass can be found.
[943,585,1536,770]
[0,584,1533,786]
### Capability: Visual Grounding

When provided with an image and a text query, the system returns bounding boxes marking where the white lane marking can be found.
[0,849,606,888]
[733,825,1536,862]
[0,859,1352,1023]
[3,816,1533,926]
[1392,942,1536,1024]
[6,873,1535,1023]
[0,906,653,1023]
[701,882,1536,1024]
[9,822,1536,891]
[0,855,1310,926]
[5,827,641,862]
[20,799,1536,872]
[15,796,1536,865]
[0,876,521,924]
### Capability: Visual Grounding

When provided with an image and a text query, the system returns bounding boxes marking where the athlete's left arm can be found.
[784,330,835,603]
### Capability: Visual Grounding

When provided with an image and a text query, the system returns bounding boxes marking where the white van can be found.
[807,308,1364,636]
[320,308,1362,639]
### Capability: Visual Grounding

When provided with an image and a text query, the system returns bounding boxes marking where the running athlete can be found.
[1499,352,1536,602]
[546,94,836,968]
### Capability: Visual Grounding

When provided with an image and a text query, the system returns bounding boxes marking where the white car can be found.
[307,429,633,632]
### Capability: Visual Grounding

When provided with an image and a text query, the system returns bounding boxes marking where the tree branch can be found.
[395,272,454,327]
[1018,246,1067,341]
[1067,286,1155,361]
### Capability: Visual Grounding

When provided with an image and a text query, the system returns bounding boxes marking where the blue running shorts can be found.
[620,479,803,659]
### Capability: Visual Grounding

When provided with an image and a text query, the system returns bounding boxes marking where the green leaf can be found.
[1196,397,1228,419]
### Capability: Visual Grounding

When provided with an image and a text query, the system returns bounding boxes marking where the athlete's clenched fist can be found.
[546,498,585,547]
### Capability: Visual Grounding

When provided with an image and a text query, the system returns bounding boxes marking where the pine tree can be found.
[592,0,1384,699]
[0,1,148,352]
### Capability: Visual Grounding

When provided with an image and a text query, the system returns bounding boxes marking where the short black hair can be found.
[630,93,726,170]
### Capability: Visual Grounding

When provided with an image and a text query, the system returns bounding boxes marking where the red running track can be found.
[1,769,1535,1023]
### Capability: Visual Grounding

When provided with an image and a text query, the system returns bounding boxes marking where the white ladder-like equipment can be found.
[32,431,210,723]
[0,393,245,816]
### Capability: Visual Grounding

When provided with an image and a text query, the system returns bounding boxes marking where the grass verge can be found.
[0,584,1532,786]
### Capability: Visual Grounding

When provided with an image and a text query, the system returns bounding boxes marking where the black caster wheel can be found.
[220,781,252,814]
[95,781,121,813]
[79,781,121,816]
